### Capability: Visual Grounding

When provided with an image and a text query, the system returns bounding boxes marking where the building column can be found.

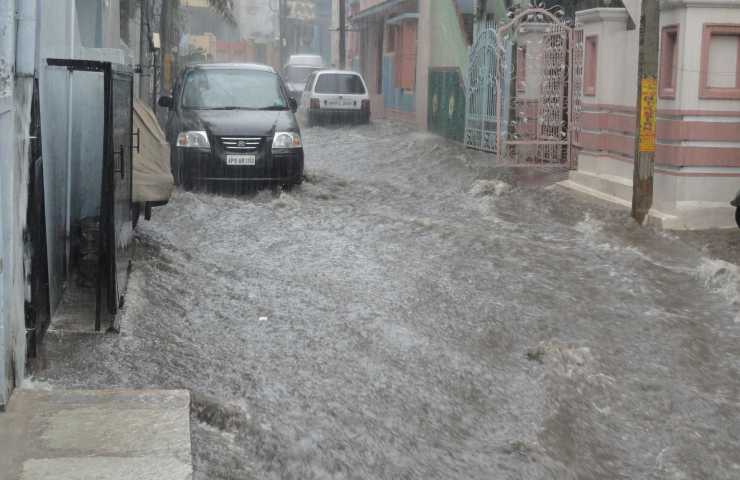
[415,0,432,130]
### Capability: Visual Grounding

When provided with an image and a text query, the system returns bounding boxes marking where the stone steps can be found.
[0,389,193,480]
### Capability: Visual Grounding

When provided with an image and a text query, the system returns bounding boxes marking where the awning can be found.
[386,13,419,25]
[350,0,415,23]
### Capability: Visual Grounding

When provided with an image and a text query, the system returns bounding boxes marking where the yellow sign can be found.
[639,78,657,153]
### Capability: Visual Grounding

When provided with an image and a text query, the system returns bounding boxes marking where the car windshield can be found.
[181,69,287,110]
[314,74,366,94]
[286,66,320,85]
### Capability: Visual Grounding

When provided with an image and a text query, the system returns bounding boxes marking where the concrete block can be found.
[0,389,193,480]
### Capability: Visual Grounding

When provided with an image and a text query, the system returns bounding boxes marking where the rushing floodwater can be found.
[35,122,740,479]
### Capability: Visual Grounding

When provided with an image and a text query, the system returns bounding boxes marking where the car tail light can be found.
[310,98,320,110]
[361,99,370,111]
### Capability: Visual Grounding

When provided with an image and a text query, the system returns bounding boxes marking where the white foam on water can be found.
[21,377,55,391]
[697,257,740,322]
[574,213,603,238]
[470,179,511,198]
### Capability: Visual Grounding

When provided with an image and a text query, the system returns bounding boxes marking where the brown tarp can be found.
[133,98,174,203]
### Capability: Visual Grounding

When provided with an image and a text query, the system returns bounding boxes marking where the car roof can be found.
[287,54,324,66]
[185,63,276,73]
[315,69,364,77]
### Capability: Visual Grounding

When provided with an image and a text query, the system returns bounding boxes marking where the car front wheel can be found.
[735,207,740,229]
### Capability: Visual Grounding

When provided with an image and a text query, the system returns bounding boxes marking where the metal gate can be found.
[465,8,583,167]
[464,22,504,153]
[45,59,134,332]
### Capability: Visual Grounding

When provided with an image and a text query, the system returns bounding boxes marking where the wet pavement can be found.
[34,122,740,479]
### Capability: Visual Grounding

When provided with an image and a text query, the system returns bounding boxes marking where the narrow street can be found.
[35,122,740,479]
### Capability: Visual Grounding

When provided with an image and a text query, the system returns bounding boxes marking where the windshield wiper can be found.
[258,105,288,111]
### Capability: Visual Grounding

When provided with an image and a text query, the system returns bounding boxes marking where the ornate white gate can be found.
[464,22,504,153]
[465,7,583,167]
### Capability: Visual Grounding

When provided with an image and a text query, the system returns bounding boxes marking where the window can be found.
[394,21,417,91]
[584,36,598,96]
[314,74,367,95]
[660,26,678,98]
[700,24,740,99]
[304,73,316,93]
[286,66,320,85]
[181,69,288,110]
[386,25,397,53]
[516,46,527,93]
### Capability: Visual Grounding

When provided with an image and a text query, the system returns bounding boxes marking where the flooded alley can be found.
[34,122,740,480]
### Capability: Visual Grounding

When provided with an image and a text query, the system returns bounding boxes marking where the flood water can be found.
[34,122,740,479]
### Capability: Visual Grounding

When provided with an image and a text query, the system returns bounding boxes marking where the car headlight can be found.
[176,131,210,148]
[272,131,302,149]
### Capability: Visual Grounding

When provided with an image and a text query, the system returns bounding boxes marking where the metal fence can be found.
[465,9,583,167]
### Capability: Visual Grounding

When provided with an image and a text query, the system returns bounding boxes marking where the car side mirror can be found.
[289,97,298,113]
[158,96,173,109]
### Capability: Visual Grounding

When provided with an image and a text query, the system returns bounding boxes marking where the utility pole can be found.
[631,0,660,224]
[280,0,287,69]
[338,0,346,69]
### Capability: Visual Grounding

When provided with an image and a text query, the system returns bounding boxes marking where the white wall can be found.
[0,0,32,407]
[662,3,740,112]
[579,8,639,109]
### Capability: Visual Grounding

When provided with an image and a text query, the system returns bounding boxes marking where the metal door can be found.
[100,65,134,330]
[112,70,134,310]
[44,59,134,332]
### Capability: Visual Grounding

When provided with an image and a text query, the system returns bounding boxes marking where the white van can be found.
[283,54,325,100]
[301,70,370,126]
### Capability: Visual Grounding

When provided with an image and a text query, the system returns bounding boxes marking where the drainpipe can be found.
[64,0,75,275]
[15,0,36,77]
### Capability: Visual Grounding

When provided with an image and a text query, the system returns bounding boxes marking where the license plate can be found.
[327,99,355,107]
[226,155,256,166]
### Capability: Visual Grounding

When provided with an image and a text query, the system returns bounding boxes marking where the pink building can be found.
[563,0,740,229]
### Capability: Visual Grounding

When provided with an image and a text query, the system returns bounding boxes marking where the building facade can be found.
[334,0,503,129]
[0,0,154,408]
[0,0,33,409]
[564,0,740,229]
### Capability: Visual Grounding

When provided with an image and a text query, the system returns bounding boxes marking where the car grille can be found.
[220,136,263,152]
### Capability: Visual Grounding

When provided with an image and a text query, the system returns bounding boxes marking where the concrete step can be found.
[0,389,192,480]
[568,170,634,204]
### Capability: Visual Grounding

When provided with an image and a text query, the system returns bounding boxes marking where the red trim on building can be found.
[699,24,740,100]
[660,25,679,99]
[584,36,598,96]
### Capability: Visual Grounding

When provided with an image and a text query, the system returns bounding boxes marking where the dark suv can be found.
[159,63,304,190]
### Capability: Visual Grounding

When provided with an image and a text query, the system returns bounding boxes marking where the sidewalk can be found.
[0,389,193,480]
